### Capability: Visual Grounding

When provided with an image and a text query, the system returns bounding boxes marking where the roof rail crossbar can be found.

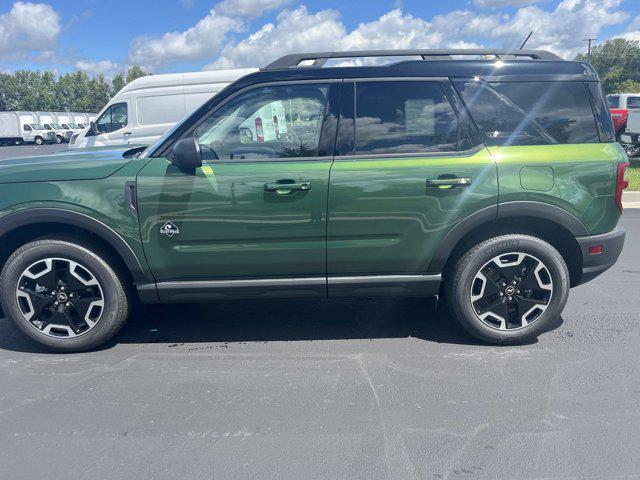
[263,49,563,70]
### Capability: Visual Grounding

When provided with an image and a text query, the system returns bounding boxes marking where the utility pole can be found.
[584,38,596,62]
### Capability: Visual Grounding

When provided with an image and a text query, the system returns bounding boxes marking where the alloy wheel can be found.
[15,257,104,338]
[470,252,553,331]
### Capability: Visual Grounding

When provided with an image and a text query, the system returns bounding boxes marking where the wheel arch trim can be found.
[0,208,151,284]
[428,201,588,273]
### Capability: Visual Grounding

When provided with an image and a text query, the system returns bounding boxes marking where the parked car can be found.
[607,93,640,140]
[0,111,55,145]
[0,49,627,352]
[68,68,257,149]
[34,112,73,143]
[621,109,640,158]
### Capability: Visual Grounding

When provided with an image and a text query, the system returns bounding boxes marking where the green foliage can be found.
[576,38,640,94]
[0,66,148,113]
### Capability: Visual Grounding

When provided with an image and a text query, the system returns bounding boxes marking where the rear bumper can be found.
[576,227,625,285]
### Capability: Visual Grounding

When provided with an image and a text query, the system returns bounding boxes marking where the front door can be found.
[137,82,339,299]
[327,80,497,295]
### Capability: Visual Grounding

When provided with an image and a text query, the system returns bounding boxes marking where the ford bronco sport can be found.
[0,49,628,352]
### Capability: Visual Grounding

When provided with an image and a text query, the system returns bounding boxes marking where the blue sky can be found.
[1,0,639,77]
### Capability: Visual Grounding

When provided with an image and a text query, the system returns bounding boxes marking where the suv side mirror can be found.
[172,137,202,170]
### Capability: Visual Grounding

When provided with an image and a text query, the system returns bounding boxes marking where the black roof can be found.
[231,60,598,91]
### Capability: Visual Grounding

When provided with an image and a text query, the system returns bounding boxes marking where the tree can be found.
[111,73,125,96]
[125,66,147,85]
[576,38,640,94]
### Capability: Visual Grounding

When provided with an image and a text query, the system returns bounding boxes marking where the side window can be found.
[192,83,329,161]
[491,82,600,144]
[628,97,640,109]
[23,125,31,131]
[455,80,600,145]
[354,81,465,155]
[96,103,128,134]
[137,94,185,125]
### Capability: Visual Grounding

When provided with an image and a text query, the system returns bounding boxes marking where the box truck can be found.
[0,111,55,145]
[34,112,73,143]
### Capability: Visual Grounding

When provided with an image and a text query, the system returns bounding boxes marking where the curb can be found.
[623,191,640,209]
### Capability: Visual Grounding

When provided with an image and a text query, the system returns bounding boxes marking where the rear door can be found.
[136,81,340,299]
[327,79,497,296]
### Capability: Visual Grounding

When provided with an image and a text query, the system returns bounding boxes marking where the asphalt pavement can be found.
[1,144,640,479]
[0,143,68,159]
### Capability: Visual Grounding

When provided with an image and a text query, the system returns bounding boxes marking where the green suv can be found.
[0,50,628,351]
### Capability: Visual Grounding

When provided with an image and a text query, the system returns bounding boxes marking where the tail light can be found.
[616,162,629,211]
[255,118,264,142]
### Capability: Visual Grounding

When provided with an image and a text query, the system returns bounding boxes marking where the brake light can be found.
[616,162,629,211]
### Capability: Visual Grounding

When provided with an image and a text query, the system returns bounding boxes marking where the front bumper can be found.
[576,227,625,285]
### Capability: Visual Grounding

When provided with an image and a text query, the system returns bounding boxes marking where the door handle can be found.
[123,131,133,136]
[427,177,472,188]
[264,181,311,194]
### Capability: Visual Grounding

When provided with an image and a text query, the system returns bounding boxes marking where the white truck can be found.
[55,112,84,135]
[621,110,640,158]
[0,111,55,145]
[34,112,73,143]
[69,68,257,149]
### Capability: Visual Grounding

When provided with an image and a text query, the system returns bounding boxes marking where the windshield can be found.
[30,123,44,130]
[51,123,63,129]
[607,95,620,108]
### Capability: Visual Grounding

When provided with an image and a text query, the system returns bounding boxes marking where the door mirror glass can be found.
[172,137,203,170]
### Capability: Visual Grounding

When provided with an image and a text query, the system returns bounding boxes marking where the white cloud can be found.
[619,14,640,41]
[0,2,61,61]
[216,0,293,19]
[206,6,346,69]
[128,0,294,70]
[75,59,121,78]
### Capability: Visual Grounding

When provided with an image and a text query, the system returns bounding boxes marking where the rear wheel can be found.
[0,239,130,352]
[446,234,569,344]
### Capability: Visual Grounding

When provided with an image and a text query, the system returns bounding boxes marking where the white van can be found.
[68,68,257,149]
[35,112,73,143]
[0,111,56,145]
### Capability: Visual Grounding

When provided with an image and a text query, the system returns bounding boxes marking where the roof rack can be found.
[263,49,563,70]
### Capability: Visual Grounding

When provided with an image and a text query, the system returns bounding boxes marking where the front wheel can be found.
[445,234,570,344]
[34,136,44,145]
[55,135,63,144]
[0,239,130,352]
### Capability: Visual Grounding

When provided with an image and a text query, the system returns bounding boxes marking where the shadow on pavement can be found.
[0,297,564,354]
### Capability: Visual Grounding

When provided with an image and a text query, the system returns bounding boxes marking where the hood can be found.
[0,146,138,184]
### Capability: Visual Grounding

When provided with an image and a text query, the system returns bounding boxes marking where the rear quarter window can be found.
[455,80,600,145]
[627,97,640,109]
[137,94,186,126]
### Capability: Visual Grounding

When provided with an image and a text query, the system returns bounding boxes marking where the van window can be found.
[137,94,185,125]
[628,97,640,109]
[455,81,600,145]
[353,81,465,155]
[192,83,329,161]
[607,95,620,109]
[184,92,216,113]
[96,102,128,134]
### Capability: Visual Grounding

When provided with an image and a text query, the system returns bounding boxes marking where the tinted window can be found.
[628,97,640,109]
[96,102,128,134]
[493,82,599,144]
[455,81,600,145]
[354,81,463,154]
[607,95,620,108]
[193,84,329,161]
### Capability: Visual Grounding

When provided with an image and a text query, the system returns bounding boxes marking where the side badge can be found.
[160,221,180,237]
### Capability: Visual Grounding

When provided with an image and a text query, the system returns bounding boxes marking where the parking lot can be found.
[1,145,639,479]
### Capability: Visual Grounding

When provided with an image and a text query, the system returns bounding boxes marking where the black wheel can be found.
[55,135,63,144]
[0,239,130,352]
[34,136,44,145]
[445,234,569,344]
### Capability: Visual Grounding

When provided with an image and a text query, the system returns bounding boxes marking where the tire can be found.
[34,136,44,145]
[55,135,63,144]
[0,239,130,352]
[445,234,570,344]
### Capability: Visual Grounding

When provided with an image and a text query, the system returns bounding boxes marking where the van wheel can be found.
[34,136,44,145]
[445,234,569,344]
[0,239,130,352]
[55,135,63,144]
